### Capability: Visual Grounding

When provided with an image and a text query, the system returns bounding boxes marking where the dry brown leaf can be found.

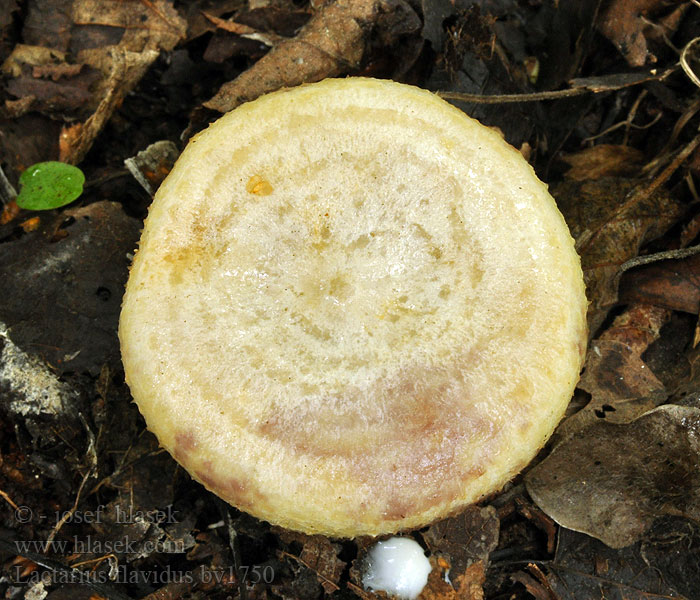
[526,404,700,549]
[59,48,159,165]
[21,0,187,165]
[276,531,345,594]
[421,505,499,576]
[554,177,684,332]
[556,304,669,441]
[0,201,141,376]
[72,0,185,52]
[1,44,66,77]
[0,199,20,225]
[0,44,97,119]
[419,558,486,600]
[545,525,695,600]
[204,0,419,113]
[597,0,666,67]
[560,144,644,181]
[620,252,700,314]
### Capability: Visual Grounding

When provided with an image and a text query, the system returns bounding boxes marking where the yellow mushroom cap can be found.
[119,78,587,537]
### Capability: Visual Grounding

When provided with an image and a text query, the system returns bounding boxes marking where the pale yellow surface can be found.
[119,78,587,537]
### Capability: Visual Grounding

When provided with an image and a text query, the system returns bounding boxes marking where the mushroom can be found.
[119,78,587,537]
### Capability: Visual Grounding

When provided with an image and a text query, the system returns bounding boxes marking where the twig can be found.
[437,67,676,104]
[0,164,17,206]
[687,172,700,204]
[44,463,96,552]
[437,87,590,104]
[582,106,661,144]
[624,90,647,146]
[620,244,700,272]
[681,36,700,89]
[224,506,247,600]
[279,550,340,593]
[0,489,19,511]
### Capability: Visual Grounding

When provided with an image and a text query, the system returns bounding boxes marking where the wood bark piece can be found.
[204,0,415,113]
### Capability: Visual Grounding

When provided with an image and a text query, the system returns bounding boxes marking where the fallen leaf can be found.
[21,0,73,51]
[59,48,160,165]
[560,144,644,181]
[3,1,187,171]
[0,201,141,375]
[419,557,486,600]
[526,404,700,548]
[421,505,499,576]
[277,531,345,594]
[0,199,20,224]
[204,0,420,113]
[203,30,268,64]
[180,0,247,42]
[1,44,66,77]
[544,524,697,599]
[556,304,669,441]
[71,0,185,53]
[597,0,666,67]
[619,252,700,314]
[554,177,684,332]
[124,140,179,195]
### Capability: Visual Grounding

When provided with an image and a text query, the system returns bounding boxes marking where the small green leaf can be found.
[16,161,85,211]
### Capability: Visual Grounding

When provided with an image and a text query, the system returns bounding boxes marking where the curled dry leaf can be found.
[58,0,186,164]
[71,0,185,53]
[124,140,180,196]
[1,44,101,118]
[59,48,159,165]
[3,0,186,169]
[526,404,700,549]
[204,0,419,113]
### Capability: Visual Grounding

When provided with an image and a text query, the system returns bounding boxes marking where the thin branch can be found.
[621,244,700,272]
[437,87,590,104]
[437,67,676,104]
[681,36,700,89]
[0,164,17,206]
[0,489,19,511]
[44,464,96,551]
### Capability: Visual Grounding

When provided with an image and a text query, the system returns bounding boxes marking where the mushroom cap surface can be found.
[119,77,587,537]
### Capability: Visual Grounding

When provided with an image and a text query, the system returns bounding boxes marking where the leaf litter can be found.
[2,0,700,599]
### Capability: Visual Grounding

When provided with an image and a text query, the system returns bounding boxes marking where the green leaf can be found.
[16,161,85,211]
